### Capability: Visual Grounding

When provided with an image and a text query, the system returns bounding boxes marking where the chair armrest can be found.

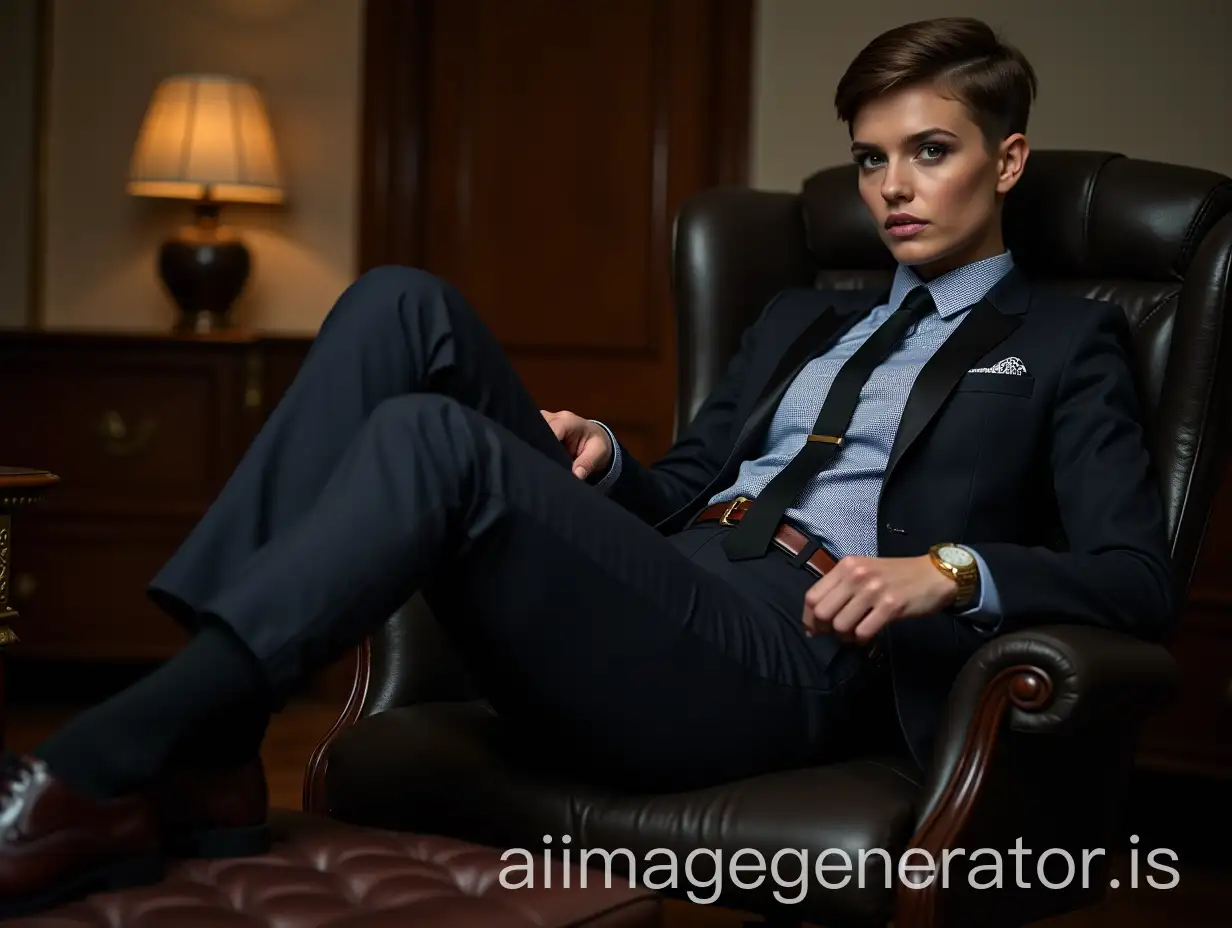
[359,594,479,719]
[896,624,1179,927]
[303,593,479,811]
[920,623,1178,821]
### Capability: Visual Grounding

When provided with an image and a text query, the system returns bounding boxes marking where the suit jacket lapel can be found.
[882,275,1029,489]
[733,292,879,453]
[653,290,877,533]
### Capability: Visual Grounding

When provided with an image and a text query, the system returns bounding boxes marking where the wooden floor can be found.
[6,701,1228,928]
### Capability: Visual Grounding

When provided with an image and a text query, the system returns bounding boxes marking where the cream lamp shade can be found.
[128,73,283,205]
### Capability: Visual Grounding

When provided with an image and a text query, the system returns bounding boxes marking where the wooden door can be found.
[358,0,752,461]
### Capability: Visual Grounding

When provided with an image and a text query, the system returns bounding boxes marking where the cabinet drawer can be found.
[0,344,251,514]
[6,518,192,660]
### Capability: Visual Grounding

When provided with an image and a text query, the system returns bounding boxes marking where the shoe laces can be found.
[0,754,35,803]
[0,752,37,814]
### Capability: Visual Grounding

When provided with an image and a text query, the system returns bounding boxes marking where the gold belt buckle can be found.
[719,495,748,526]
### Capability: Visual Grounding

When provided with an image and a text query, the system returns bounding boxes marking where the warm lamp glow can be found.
[128,73,283,205]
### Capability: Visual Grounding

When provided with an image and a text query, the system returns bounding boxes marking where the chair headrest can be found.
[799,150,1232,281]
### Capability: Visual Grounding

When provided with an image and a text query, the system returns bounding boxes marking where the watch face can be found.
[938,545,974,567]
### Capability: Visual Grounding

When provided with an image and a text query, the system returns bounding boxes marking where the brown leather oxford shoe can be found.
[149,757,270,858]
[0,753,163,919]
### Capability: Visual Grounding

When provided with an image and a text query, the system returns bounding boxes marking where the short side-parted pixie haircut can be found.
[834,17,1038,146]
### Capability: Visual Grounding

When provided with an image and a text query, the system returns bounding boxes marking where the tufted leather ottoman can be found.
[12,810,661,927]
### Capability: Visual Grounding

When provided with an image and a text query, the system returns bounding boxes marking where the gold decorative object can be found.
[0,518,10,616]
[0,468,60,650]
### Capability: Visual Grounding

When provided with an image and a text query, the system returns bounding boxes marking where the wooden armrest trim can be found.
[895,665,1053,928]
[302,638,374,812]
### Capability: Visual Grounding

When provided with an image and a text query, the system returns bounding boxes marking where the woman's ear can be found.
[996,134,1030,194]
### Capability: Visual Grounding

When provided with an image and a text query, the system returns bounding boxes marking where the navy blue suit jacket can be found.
[603,267,1174,767]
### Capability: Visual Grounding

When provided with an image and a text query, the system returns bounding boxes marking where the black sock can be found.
[165,699,271,770]
[34,620,271,799]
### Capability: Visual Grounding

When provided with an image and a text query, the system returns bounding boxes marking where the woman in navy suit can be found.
[0,16,1171,918]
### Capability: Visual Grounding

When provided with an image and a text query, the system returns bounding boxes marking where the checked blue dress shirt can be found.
[597,251,1015,625]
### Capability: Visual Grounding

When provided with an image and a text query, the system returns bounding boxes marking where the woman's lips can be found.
[886,221,928,238]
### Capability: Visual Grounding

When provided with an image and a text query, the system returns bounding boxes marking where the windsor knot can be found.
[898,284,937,319]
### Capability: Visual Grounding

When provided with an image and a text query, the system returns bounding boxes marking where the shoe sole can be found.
[167,822,271,859]
[0,851,164,919]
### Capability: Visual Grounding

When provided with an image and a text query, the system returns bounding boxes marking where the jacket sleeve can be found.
[599,295,781,525]
[973,301,1176,636]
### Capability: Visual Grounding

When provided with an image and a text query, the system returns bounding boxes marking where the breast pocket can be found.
[953,372,1035,398]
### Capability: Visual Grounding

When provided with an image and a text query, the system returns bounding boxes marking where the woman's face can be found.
[849,83,1027,279]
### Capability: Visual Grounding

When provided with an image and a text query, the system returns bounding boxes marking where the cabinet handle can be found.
[13,573,35,602]
[96,410,157,457]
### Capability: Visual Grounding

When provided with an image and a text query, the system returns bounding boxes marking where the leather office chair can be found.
[305,151,1232,928]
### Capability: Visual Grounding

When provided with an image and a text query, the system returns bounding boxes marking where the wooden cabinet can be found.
[0,330,311,662]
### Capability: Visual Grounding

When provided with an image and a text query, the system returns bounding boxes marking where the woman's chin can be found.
[885,238,945,266]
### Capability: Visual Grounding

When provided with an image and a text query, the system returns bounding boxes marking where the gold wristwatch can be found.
[928,543,978,609]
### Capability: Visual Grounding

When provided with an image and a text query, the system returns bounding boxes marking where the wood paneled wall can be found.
[358,0,752,460]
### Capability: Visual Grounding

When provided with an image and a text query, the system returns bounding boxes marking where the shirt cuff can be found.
[953,546,1002,631]
[588,420,622,492]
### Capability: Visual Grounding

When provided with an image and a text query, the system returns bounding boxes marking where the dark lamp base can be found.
[158,202,251,333]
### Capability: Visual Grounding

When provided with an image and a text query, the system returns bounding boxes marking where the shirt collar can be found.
[887,251,1016,320]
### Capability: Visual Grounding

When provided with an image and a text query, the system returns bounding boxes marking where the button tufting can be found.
[4,812,659,928]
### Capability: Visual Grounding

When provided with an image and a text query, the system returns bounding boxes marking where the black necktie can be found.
[722,285,937,560]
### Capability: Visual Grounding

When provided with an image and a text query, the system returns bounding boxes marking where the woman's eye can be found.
[857,152,886,169]
[919,144,947,161]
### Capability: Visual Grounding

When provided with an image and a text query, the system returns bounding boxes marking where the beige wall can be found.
[0,0,42,328]
[42,0,362,333]
[29,1,1230,333]
[752,0,1232,192]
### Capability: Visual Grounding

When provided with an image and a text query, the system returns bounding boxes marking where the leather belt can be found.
[695,497,883,661]
[693,496,837,578]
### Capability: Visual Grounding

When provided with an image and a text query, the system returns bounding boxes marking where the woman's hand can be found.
[541,410,613,479]
[802,555,958,642]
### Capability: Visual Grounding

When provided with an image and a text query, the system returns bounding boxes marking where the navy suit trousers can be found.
[148,267,895,790]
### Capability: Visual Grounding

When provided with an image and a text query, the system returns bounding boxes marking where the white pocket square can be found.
[968,356,1028,375]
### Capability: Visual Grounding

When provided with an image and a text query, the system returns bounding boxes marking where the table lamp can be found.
[128,74,284,332]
